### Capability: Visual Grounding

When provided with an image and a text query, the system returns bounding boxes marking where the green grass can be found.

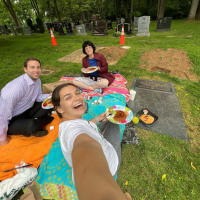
[1,20,200,200]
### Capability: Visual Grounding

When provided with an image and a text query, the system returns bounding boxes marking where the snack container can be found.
[137,108,158,127]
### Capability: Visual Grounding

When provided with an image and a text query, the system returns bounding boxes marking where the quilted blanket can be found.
[24,93,127,200]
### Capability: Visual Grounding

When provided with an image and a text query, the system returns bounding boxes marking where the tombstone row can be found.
[0,25,33,36]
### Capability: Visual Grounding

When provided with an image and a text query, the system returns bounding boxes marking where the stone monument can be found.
[136,16,150,37]
[65,23,74,35]
[58,23,66,35]
[24,26,33,35]
[16,26,24,35]
[156,17,172,32]
[84,23,93,32]
[107,20,113,30]
[92,19,107,36]
[76,24,87,35]
[134,17,139,31]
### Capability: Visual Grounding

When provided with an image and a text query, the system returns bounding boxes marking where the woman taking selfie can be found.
[52,83,132,200]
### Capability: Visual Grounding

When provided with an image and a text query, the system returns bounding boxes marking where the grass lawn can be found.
[0,20,200,200]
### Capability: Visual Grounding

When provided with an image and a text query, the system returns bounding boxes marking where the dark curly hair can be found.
[82,41,96,55]
[52,83,77,118]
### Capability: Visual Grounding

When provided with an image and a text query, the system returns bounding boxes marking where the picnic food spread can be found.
[113,110,128,122]
[106,105,133,124]
[42,97,53,109]
[81,67,98,74]
[140,114,155,124]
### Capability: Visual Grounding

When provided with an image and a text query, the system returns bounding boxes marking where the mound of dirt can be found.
[139,48,199,81]
[58,46,128,65]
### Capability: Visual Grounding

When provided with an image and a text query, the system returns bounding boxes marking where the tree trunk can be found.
[67,0,74,22]
[196,1,200,19]
[53,0,62,23]
[121,0,129,18]
[2,0,21,27]
[188,0,200,20]
[157,0,167,19]
[130,0,133,26]
[60,0,68,20]
[47,0,53,23]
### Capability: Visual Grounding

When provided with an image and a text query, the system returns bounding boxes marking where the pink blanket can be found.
[60,74,130,102]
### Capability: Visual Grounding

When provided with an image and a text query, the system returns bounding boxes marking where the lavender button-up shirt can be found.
[0,73,49,141]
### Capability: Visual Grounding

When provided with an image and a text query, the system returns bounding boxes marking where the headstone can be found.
[65,23,74,35]
[0,25,9,35]
[76,24,87,35]
[116,23,132,34]
[84,23,93,32]
[24,26,33,35]
[58,23,66,35]
[156,17,172,32]
[92,19,107,36]
[16,27,24,35]
[124,23,132,34]
[53,23,59,32]
[9,26,16,35]
[136,16,150,37]
[134,17,138,30]
[107,20,113,30]
[121,18,125,24]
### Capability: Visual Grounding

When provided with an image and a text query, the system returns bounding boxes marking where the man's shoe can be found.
[33,130,48,137]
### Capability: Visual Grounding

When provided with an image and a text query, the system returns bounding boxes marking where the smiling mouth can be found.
[74,103,83,109]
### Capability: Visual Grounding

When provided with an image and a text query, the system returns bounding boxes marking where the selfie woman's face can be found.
[57,85,85,120]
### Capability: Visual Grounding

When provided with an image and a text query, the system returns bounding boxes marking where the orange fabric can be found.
[0,113,61,181]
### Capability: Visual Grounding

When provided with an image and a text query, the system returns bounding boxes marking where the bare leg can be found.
[73,79,94,90]
[91,78,109,89]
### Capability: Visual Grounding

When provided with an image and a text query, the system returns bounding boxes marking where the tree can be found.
[196,1,200,19]
[53,0,62,22]
[157,0,167,19]
[2,0,21,27]
[188,0,200,20]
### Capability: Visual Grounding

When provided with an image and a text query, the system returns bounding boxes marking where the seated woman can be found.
[73,40,115,93]
[52,83,132,200]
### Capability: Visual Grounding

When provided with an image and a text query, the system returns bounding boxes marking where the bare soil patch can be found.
[58,46,128,65]
[139,48,199,81]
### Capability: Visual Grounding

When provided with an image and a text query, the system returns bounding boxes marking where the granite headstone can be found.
[76,24,87,35]
[136,16,150,37]
[156,17,172,32]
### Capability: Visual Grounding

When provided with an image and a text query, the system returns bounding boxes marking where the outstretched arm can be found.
[72,134,127,200]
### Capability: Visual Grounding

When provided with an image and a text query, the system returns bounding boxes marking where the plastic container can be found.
[137,108,158,127]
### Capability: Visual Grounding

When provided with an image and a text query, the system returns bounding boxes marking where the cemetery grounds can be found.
[0,20,200,199]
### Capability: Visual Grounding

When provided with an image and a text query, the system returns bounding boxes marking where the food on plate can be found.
[140,114,154,124]
[43,99,53,108]
[88,67,97,71]
[113,110,128,122]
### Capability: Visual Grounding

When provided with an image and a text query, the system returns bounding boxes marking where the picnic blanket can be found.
[60,74,130,102]
[24,93,127,200]
[0,113,60,181]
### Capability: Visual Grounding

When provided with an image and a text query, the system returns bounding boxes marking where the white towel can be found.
[0,165,38,200]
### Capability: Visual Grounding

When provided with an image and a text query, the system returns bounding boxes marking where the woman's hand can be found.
[90,112,108,125]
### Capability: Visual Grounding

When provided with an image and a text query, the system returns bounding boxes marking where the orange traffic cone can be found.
[119,25,125,45]
[50,28,57,46]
